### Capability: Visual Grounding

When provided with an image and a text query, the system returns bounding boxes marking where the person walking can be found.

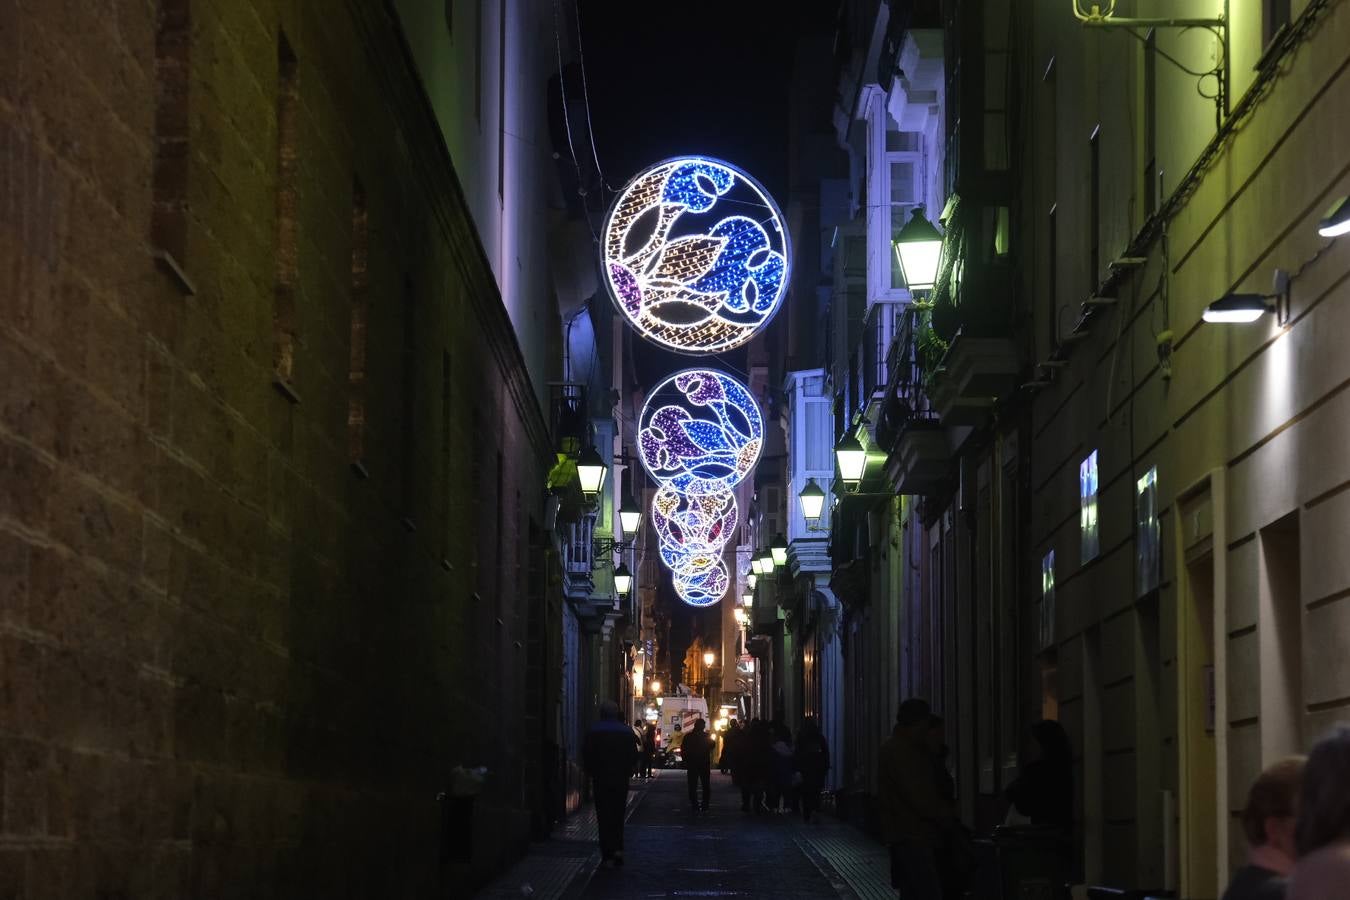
[794,717,830,823]
[1220,756,1305,900]
[632,720,646,778]
[683,718,715,812]
[767,721,795,813]
[879,698,955,900]
[1288,724,1350,900]
[642,722,658,779]
[733,720,763,812]
[583,700,640,868]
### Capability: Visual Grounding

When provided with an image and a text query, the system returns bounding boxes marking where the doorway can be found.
[1179,548,1218,900]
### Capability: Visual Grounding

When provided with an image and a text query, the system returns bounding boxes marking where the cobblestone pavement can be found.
[474,771,893,899]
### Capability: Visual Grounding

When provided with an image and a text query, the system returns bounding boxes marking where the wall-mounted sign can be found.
[602,156,789,354]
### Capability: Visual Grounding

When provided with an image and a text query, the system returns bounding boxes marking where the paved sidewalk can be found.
[473,771,893,899]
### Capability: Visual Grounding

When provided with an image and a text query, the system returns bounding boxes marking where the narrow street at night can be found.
[4,0,1350,897]
[476,771,892,900]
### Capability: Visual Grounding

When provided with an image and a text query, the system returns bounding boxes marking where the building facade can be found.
[0,0,637,894]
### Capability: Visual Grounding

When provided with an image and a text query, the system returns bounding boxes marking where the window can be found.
[1040,550,1056,649]
[474,0,484,125]
[1088,126,1100,293]
[1047,204,1058,350]
[497,0,507,200]
[151,0,191,266]
[348,179,368,470]
[1136,466,1160,596]
[1143,31,1157,218]
[273,34,300,391]
[1080,450,1099,563]
[401,278,417,515]
[1264,0,1291,47]
[887,152,922,291]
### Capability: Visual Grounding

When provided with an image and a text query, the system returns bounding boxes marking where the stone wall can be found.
[0,0,553,895]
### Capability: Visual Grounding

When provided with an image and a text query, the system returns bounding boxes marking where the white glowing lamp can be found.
[576,445,608,496]
[798,478,826,523]
[619,493,642,539]
[893,207,944,291]
[835,433,867,486]
[613,563,632,595]
[1319,196,1350,238]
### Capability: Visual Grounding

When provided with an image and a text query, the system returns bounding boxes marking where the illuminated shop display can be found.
[638,369,763,495]
[602,157,790,354]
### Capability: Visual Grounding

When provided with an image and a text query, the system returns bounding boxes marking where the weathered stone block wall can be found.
[1,0,552,895]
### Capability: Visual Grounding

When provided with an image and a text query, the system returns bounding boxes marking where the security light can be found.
[798,478,826,523]
[576,445,608,496]
[893,207,944,291]
[1319,196,1350,238]
[613,563,632,595]
[835,433,867,486]
[771,534,788,567]
[1201,293,1274,324]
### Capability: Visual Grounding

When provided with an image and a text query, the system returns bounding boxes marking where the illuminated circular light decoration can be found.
[602,156,790,355]
[638,369,763,495]
[639,369,762,608]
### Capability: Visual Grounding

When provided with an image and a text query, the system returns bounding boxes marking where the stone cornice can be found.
[346,0,553,466]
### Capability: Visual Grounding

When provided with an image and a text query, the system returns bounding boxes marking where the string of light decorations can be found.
[601,155,788,608]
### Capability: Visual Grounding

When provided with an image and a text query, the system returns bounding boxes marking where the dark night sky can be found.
[574,1,812,682]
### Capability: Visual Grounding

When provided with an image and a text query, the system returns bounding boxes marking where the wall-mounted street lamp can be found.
[741,591,753,607]
[892,207,945,292]
[703,651,716,667]
[798,478,827,524]
[835,433,867,487]
[576,445,608,496]
[734,608,749,626]
[618,492,642,539]
[650,679,661,695]
[770,534,788,568]
[750,555,765,576]
[1320,196,1350,238]
[1202,271,1289,326]
[757,546,774,574]
[613,562,632,596]
[746,572,757,590]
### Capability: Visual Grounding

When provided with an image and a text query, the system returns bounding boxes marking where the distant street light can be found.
[613,562,632,595]
[771,534,788,568]
[746,572,757,590]
[798,478,826,523]
[650,680,662,695]
[619,492,642,539]
[703,651,715,667]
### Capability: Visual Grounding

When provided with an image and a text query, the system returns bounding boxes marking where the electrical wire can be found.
[552,0,583,186]
[572,0,612,195]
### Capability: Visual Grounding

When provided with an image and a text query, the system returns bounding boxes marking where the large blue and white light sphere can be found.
[638,369,763,496]
[602,156,790,355]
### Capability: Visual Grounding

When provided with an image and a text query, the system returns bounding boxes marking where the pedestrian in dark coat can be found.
[682,718,715,811]
[738,719,771,813]
[794,717,830,823]
[583,700,640,867]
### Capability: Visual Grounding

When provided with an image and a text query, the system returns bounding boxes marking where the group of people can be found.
[1223,724,1350,900]
[878,698,1072,900]
[720,716,832,821]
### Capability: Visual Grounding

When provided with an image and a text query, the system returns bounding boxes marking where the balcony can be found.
[929,330,1020,426]
[880,306,953,497]
[561,516,595,601]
